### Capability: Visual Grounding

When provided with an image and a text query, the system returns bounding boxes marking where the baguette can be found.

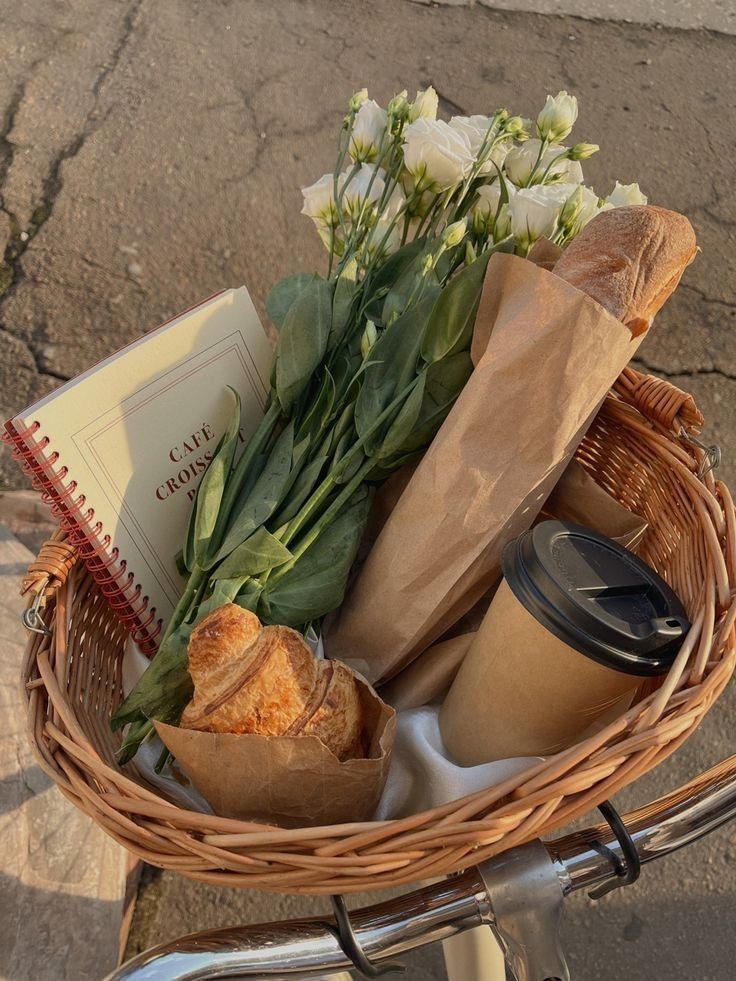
[180,604,366,761]
[553,205,697,337]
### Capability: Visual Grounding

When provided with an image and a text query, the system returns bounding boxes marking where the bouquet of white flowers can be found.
[112,86,647,763]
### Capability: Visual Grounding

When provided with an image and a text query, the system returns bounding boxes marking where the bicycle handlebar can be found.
[111,753,736,980]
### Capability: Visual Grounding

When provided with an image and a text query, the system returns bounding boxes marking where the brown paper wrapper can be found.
[380,459,648,710]
[538,458,647,550]
[326,252,646,685]
[154,676,396,828]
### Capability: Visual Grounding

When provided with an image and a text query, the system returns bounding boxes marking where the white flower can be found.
[536,91,578,143]
[504,139,583,187]
[402,118,475,193]
[448,115,508,174]
[382,181,407,220]
[509,184,569,247]
[349,99,388,162]
[341,164,386,220]
[605,181,648,208]
[301,173,339,228]
[472,179,515,219]
[409,86,439,122]
[363,216,400,259]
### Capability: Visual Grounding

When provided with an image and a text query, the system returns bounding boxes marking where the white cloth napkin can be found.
[374,705,540,819]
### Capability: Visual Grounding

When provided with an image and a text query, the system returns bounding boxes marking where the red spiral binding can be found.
[3,421,162,654]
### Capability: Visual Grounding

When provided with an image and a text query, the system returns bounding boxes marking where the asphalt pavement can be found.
[1,2,734,978]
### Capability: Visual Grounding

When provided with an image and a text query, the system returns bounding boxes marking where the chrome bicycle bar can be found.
[111,753,736,981]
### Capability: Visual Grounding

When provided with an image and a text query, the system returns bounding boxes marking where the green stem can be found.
[268,455,375,587]
[537,149,570,185]
[280,379,419,548]
[159,563,207,648]
[524,136,550,187]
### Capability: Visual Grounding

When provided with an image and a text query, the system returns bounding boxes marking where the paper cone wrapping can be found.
[155,675,395,828]
[326,253,645,684]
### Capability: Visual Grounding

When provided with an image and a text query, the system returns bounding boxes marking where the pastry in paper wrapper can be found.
[155,683,394,828]
[157,604,395,826]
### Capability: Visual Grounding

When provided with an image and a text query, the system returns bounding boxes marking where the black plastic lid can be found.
[501,521,689,677]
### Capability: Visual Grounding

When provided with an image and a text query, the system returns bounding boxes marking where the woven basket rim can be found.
[18,368,736,892]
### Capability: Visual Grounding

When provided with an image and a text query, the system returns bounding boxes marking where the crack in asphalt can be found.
[0,326,70,382]
[633,356,736,383]
[0,0,145,381]
[681,282,736,311]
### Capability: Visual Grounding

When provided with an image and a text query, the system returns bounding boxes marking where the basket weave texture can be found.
[18,367,736,894]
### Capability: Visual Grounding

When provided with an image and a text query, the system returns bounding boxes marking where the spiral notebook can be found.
[4,288,273,654]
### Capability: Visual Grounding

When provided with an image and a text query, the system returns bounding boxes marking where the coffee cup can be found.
[439,521,689,765]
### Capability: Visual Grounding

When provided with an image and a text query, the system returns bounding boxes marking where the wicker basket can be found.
[18,367,736,894]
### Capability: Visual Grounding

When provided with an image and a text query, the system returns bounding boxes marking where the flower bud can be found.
[559,186,583,229]
[442,219,468,249]
[465,240,477,265]
[493,204,512,241]
[360,320,378,359]
[408,86,439,122]
[388,89,409,119]
[348,88,369,114]
[560,184,601,235]
[421,253,435,275]
[472,207,488,237]
[567,142,599,161]
[505,115,530,140]
[536,91,578,143]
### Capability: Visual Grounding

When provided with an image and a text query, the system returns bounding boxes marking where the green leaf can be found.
[112,624,193,738]
[260,486,372,628]
[174,548,188,578]
[376,373,426,461]
[181,475,200,573]
[212,527,292,580]
[354,290,438,454]
[272,454,330,525]
[329,259,359,352]
[389,352,473,460]
[363,237,426,324]
[195,578,244,620]
[420,248,493,364]
[266,273,318,330]
[275,278,334,412]
[297,369,335,445]
[235,580,264,614]
[213,421,295,563]
[193,388,241,567]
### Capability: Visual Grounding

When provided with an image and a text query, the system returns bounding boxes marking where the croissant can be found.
[180,604,365,761]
